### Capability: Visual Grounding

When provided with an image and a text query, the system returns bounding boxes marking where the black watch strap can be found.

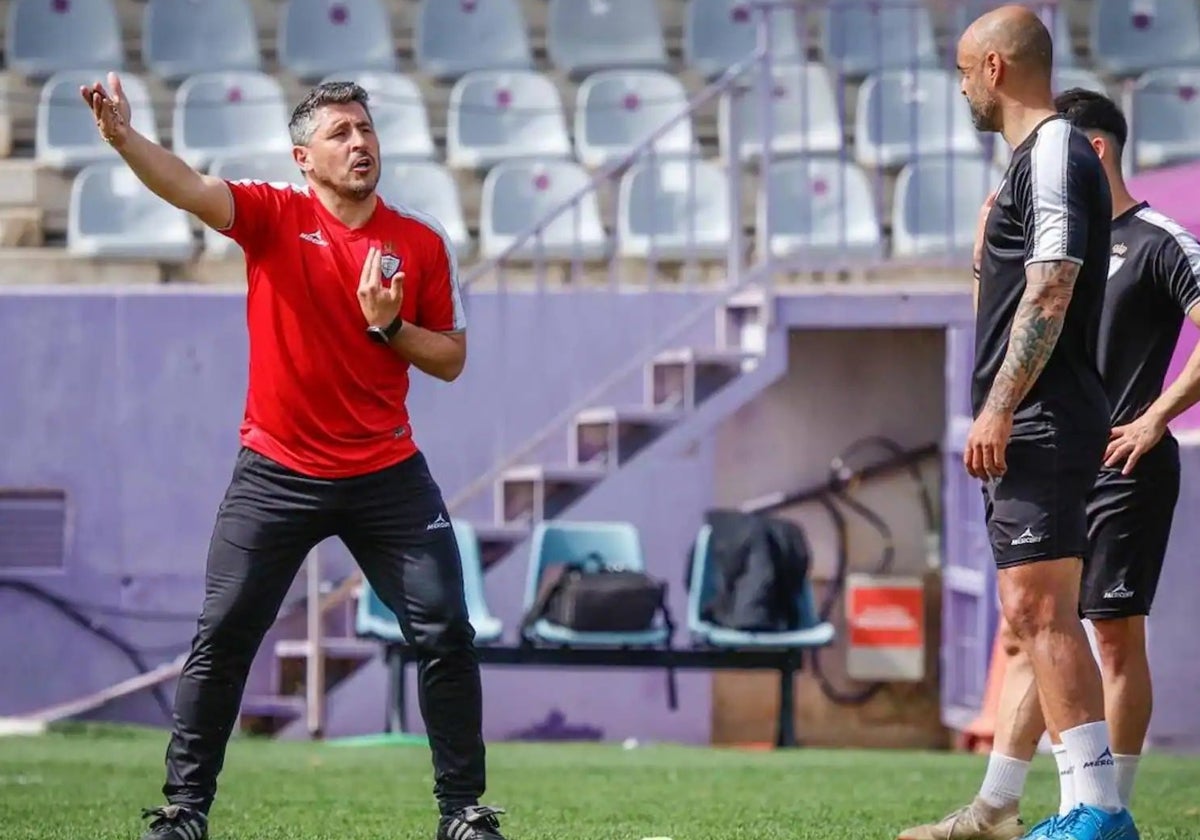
[367,317,402,343]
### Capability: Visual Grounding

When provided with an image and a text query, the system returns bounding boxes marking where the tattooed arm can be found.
[983,260,1081,414]
[964,122,1096,480]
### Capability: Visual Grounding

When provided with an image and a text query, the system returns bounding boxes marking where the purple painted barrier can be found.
[0,288,714,723]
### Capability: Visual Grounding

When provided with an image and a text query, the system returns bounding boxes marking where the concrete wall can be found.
[0,286,714,732]
[708,327,949,747]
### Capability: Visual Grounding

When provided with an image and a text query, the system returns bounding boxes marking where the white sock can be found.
[1060,721,1123,813]
[1052,744,1075,815]
[1114,753,1141,810]
[977,751,1030,809]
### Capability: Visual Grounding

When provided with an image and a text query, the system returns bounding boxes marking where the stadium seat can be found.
[1090,0,1200,77]
[820,0,938,78]
[758,157,883,261]
[616,158,731,261]
[203,154,305,257]
[479,159,607,260]
[854,69,983,168]
[684,0,804,80]
[356,520,503,645]
[67,161,194,261]
[5,0,123,79]
[446,70,572,170]
[377,161,472,258]
[718,63,843,164]
[415,0,533,82]
[142,0,261,83]
[892,156,1005,257]
[954,0,1075,69]
[546,0,669,79]
[172,72,293,171]
[574,70,694,170]
[36,71,158,169]
[279,0,396,82]
[522,521,670,648]
[687,523,835,648]
[1130,68,1200,169]
[320,71,436,160]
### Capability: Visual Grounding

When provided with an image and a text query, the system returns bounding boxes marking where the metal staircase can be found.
[246,286,779,735]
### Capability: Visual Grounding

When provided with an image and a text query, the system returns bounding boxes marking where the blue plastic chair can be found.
[686,524,836,648]
[356,519,503,645]
[521,521,671,647]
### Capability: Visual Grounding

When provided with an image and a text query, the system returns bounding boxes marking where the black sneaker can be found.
[437,805,507,840]
[139,805,208,840]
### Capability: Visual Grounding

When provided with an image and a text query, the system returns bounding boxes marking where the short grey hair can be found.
[288,81,372,146]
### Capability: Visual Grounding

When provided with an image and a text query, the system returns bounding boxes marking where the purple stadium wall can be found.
[0,287,717,741]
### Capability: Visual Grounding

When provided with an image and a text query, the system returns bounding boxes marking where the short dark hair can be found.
[1055,87,1128,151]
[288,81,372,146]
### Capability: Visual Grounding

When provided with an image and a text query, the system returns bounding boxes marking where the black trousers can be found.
[162,447,485,816]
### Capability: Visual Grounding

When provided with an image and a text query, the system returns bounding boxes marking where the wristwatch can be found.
[366,317,402,344]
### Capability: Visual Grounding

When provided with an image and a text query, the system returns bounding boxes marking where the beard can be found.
[312,165,378,202]
[967,93,1001,133]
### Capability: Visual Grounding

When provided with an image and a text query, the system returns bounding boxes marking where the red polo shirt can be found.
[218,180,465,479]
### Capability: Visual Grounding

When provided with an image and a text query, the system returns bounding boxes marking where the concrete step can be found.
[273,637,378,661]
[570,405,683,468]
[648,347,760,410]
[471,521,530,569]
[495,463,607,525]
[0,246,165,284]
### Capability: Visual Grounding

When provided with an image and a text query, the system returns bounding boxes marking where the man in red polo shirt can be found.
[82,73,506,840]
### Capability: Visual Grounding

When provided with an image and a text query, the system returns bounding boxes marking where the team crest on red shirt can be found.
[379,241,403,280]
[380,252,402,280]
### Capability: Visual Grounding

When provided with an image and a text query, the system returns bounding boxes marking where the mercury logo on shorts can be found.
[426,513,452,531]
[1010,527,1045,546]
[1103,581,1135,600]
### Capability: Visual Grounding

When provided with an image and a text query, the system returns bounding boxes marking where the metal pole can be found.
[305,546,325,739]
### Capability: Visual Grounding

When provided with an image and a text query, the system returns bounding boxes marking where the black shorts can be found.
[981,421,1105,568]
[1080,435,1180,619]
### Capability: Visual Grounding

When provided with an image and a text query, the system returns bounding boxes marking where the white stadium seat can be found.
[68,161,194,261]
[172,72,293,171]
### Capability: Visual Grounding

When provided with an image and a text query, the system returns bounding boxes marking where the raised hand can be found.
[357,246,405,329]
[80,71,131,149]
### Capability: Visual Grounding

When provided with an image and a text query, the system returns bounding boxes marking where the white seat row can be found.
[39,62,1200,181]
[69,155,472,262]
[12,0,1198,84]
[66,153,1011,265]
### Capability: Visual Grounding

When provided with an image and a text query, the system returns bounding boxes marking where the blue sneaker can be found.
[1042,805,1139,840]
[1021,814,1060,839]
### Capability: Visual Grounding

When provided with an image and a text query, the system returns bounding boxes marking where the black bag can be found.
[685,509,812,632]
[523,553,670,633]
[521,553,680,713]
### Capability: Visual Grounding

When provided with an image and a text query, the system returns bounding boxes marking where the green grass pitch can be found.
[1,723,1198,839]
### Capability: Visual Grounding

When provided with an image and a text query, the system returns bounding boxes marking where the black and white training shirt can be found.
[972,114,1112,432]
[1099,202,1200,428]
